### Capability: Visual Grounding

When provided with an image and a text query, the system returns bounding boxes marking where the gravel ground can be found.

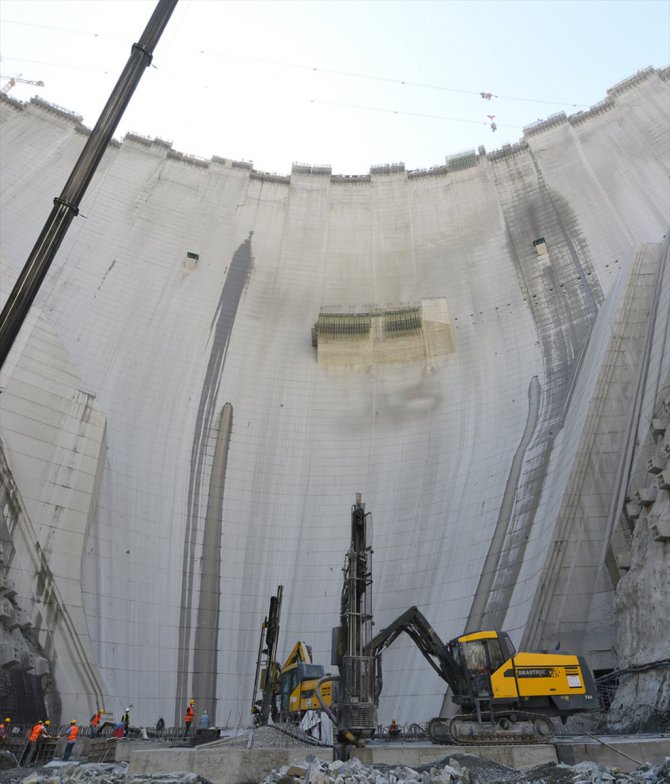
[1,743,669,784]
[215,725,328,749]
[261,754,670,784]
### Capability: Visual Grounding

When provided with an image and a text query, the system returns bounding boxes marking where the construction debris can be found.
[260,753,670,784]
[0,761,211,784]
[0,753,667,784]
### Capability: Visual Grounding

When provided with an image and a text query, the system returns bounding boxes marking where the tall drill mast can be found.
[251,585,283,725]
[333,493,377,755]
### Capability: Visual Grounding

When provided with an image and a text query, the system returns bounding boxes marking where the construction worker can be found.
[62,720,78,761]
[121,707,130,737]
[183,699,195,737]
[90,708,102,738]
[0,717,10,741]
[198,709,208,731]
[25,719,49,765]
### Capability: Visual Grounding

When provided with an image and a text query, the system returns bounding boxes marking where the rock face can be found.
[0,68,669,728]
[609,398,670,732]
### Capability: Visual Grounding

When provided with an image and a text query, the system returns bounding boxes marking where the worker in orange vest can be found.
[25,719,49,765]
[183,698,195,737]
[0,717,10,741]
[90,708,102,738]
[62,720,78,761]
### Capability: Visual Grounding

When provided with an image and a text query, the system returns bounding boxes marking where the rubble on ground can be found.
[216,725,327,749]
[260,753,670,784]
[0,761,212,784]
[0,752,667,784]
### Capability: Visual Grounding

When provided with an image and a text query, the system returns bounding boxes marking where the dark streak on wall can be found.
[175,236,253,724]
[474,151,604,633]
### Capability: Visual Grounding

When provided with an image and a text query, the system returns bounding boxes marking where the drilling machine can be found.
[326,493,377,759]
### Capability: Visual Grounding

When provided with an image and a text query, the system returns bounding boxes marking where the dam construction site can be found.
[0,0,669,779]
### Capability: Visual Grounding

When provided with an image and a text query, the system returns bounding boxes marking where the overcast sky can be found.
[1,0,668,175]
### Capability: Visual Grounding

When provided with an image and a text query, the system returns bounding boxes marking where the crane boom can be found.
[0,75,45,94]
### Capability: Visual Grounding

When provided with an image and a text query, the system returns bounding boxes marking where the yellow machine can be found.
[251,587,334,727]
[368,608,598,744]
[276,641,334,721]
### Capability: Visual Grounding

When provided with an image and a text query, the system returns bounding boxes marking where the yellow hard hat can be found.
[70,720,77,725]
[3,718,9,723]
[44,720,50,726]
[190,699,195,704]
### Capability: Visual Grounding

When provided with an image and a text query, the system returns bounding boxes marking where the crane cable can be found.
[1,17,590,111]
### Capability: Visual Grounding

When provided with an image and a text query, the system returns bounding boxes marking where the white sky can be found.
[1,0,669,175]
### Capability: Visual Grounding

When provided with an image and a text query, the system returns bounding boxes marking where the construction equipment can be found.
[326,493,377,758]
[251,586,283,726]
[0,75,45,94]
[366,605,599,745]
[276,641,334,722]
[251,586,334,728]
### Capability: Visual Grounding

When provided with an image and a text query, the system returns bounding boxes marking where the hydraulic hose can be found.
[315,675,356,744]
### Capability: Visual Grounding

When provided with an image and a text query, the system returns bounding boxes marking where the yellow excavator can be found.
[275,641,334,722]
[251,586,334,727]
[367,606,599,744]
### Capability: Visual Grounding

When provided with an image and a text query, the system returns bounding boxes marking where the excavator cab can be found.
[451,631,516,697]
[280,661,327,715]
[450,631,516,694]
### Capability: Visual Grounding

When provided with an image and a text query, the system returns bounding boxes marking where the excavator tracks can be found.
[428,711,555,746]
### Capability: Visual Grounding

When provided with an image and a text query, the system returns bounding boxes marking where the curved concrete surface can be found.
[0,66,668,728]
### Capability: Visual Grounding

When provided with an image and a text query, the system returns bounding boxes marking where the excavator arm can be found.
[281,641,314,670]
[365,606,462,702]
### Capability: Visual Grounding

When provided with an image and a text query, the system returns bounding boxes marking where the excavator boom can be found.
[365,605,598,745]
[366,606,462,698]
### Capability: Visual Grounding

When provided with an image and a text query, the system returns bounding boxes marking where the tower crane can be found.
[1,75,45,94]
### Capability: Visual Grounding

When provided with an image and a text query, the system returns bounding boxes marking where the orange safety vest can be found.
[91,712,101,727]
[184,706,194,724]
[0,722,5,737]
[29,723,42,742]
[67,725,78,742]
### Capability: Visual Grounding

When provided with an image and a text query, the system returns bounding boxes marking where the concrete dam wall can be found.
[0,66,668,729]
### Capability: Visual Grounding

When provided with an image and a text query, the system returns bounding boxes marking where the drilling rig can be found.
[251,585,283,726]
[328,493,377,758]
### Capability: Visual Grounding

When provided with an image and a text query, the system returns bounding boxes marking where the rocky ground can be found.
[0,754,668,784]
[1,730,669,784]
[0,760,207,783]
[259,753,670,784]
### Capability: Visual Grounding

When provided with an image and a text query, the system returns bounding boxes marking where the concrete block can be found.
[656,469,670,490]
[5,612,20,631]
[15,608,32,629]
[354,743,557,770]
[0,599,13,622]
[637,487,657,506]
[28,654,49,675]
[625,501,641,521]
[555,736,670,772]
[0,644,20,668]
[0,578,17,599]
[647,454,666,474]
[649,515,670,542]
[651,417,668,440]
